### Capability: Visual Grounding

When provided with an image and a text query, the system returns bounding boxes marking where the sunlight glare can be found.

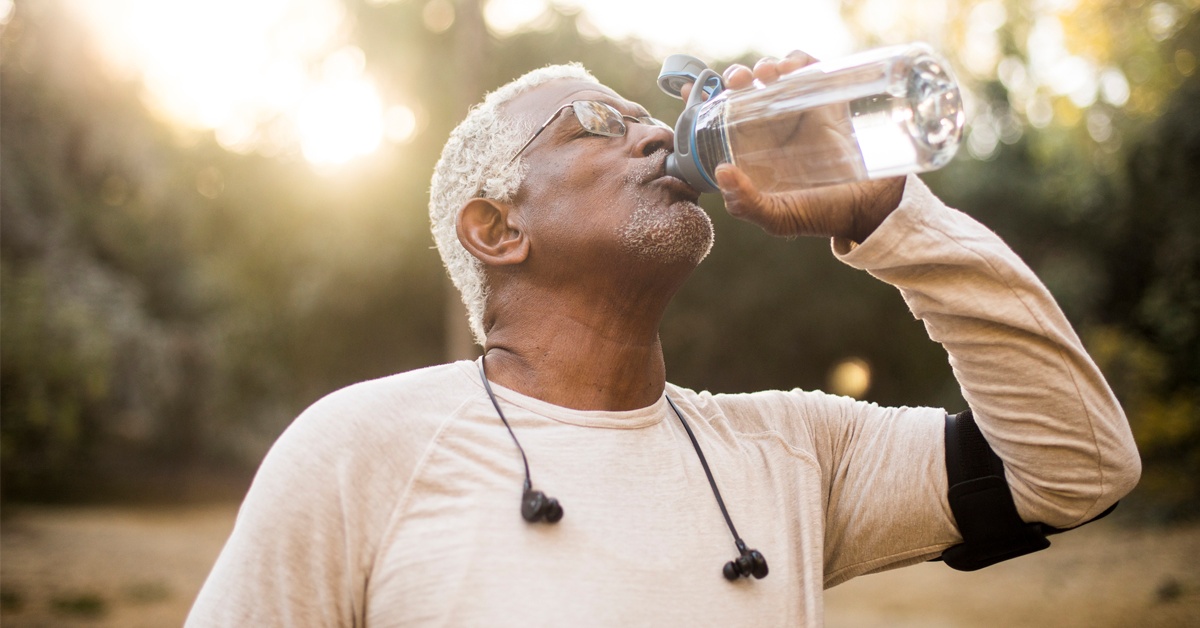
[860,0,903,37]
[1099,68,1130,107]
[384,105,418,144]
[299,78,383,165]
[545,0,853,61]
[70,0,393,166]
[484,0,549,36]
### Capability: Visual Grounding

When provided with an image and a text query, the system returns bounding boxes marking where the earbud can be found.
[482,358,764,582]
[723,542,769,580]
[479,358,565,526]
[521,488,564,524]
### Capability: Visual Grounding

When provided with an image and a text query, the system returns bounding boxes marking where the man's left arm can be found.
[713,53,1140,533]
[831,174,1141,530]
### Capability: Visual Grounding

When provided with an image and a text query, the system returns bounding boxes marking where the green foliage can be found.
[924,17,1200,518]
[0,588,24,612]
[49,592,108,618]
[1,265,112,494]
[1090,56,1200,519]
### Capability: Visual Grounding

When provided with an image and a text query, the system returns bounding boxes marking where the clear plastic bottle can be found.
[661,43,964,194]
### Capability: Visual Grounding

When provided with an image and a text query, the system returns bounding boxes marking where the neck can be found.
[481,281,676,412]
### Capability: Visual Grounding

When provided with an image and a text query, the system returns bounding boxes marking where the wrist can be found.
[847,177,907,243]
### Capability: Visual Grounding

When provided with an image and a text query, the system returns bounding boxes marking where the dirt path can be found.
[1,503,1197,627]
[825,519,1200,628]
[1,504,238,628]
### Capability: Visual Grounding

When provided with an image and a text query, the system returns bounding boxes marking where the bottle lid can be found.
[658,54,710,99]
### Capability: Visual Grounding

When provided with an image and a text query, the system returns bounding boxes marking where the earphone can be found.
[478,357,768,581]
[521,480,563,523]
[478,357,564,524]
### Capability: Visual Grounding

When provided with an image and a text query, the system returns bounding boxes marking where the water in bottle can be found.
[661,43,964,194]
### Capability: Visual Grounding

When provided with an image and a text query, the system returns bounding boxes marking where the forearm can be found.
[834,175,1140,528]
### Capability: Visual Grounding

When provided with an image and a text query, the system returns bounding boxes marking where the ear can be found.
[456,197,530,266]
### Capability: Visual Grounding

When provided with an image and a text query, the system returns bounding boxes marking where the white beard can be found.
[617,152,715,265]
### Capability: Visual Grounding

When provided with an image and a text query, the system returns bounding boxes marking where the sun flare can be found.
[69,0,395,166]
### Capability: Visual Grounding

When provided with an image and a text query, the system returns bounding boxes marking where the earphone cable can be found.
[479,355,533,491]
[666,395,744,549]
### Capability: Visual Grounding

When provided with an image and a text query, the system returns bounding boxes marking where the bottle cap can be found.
[658,54,710,99]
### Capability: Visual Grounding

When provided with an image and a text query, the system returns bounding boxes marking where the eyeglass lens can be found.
[572,100,671,137]
[573,101,628,137]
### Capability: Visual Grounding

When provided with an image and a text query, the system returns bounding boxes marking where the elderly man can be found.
[187,53,1140,627]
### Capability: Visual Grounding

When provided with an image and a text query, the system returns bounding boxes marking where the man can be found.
[187,52,1140,627]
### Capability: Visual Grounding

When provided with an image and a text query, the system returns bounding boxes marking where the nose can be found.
[633,123,673,158]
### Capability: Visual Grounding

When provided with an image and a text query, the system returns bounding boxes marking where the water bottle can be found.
[658,43,964,194]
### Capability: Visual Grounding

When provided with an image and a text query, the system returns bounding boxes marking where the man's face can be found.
[503,80,714,276]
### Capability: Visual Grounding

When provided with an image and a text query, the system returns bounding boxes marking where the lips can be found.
[641,153,700,202]
[652,173,701,202]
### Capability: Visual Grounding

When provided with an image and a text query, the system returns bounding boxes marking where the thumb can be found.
[716,164,770,221]
[715,164,799,236]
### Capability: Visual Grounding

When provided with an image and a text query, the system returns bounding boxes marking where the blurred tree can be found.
[911,2,1200,518]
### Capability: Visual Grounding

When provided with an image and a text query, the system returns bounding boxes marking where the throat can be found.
[482,324,667,412]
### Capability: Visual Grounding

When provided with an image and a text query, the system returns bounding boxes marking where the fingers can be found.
[753,50,820,85]
[714,164,754,215]
[752,57,782,84]
[780,49,819,73]
[686,52,814,100]
[679,62,751,101]
[708,51,820,99]
[723,63,753,90]
[715,163,782,231]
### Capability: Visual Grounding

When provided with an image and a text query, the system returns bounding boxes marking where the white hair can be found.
[429,63,599,345]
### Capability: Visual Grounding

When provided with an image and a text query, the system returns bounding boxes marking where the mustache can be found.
[631,148,672,186]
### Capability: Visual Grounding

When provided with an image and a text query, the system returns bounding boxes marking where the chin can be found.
[618,198,715,266]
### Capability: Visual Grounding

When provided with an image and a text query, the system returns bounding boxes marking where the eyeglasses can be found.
[506,100,671,166]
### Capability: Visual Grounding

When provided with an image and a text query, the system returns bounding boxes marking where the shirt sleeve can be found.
[833,174,1140,529]
[717,174,1140,587]
[184,382,436,628]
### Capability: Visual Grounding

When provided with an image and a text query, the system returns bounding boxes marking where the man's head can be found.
[430,64,712,345]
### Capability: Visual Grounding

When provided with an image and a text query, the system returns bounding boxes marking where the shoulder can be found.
[288,361,479,440]
[667,383,860,428]
[188,367,485,627]
[666,383,865,446]
[260,361,484,486]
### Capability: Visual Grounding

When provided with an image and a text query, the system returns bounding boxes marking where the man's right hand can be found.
[682,51,907,244]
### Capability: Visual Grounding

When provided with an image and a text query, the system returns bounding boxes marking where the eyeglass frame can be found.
[504,100,671,167]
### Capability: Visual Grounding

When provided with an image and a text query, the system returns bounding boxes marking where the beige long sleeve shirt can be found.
[186,175,1140,627]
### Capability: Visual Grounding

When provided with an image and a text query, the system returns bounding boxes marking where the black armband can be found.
[937,409,1118,572]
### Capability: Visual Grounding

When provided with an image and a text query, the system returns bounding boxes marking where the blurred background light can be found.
[68,0,392,166]
[423,0,456,33]
[496,0,857,61]
[63,0,858,168]
[828,358,872,399]
[484,0,550,37]
[65,0,1159,168]
[383,105,418,144]
[1149,1,1183,41]
[1100,68,1131,106]
[195,166,226,200]
[1176,48,1196,76]
[298,78,383,165]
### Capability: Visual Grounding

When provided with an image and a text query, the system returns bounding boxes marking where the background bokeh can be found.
[0,0,1198,623]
